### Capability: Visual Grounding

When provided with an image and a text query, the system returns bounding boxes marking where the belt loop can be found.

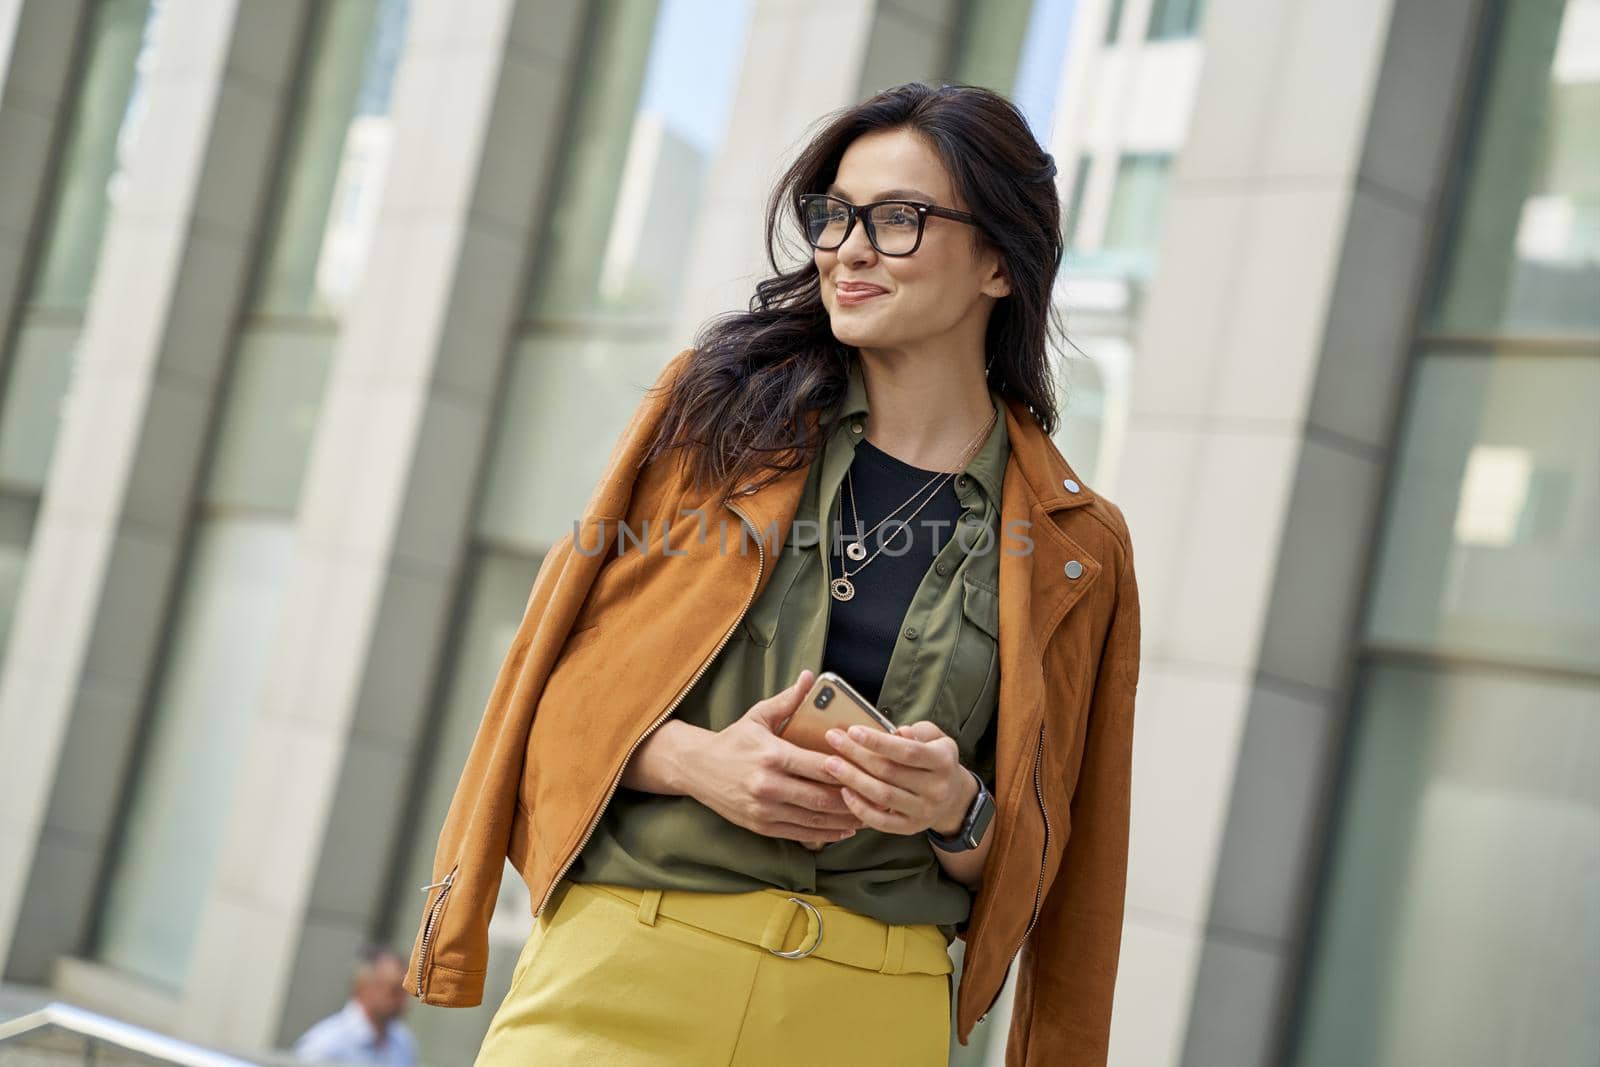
[637,887,663,926]
[758,896,798,952]
[879,924,907,975]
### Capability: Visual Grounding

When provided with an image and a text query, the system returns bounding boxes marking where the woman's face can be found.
[814,128,1009,350]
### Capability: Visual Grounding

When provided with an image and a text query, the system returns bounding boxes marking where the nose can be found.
[836,211,878,263]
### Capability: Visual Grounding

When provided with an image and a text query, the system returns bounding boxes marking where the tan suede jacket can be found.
[403,346,1143,1065]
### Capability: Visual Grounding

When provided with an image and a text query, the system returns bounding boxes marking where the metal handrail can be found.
[0,1001,263,1065]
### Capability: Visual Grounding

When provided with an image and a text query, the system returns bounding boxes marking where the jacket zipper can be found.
[533,497,767,918]
[413,865,457,998]
[977,719,1049,1024]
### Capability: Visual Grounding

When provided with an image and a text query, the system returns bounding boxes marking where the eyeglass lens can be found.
[802,197,922,255]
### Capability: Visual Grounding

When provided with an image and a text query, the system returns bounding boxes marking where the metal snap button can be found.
[1063,478,1080,493]
[850,421,864,433]
[1064,560,1083,579]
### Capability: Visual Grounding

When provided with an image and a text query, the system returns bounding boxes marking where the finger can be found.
[820,748,919,813]
[767,819,857,844]
[750,670,816,727]
[901,720,946,744]
[773,745,863,803]
[767,802,862,832]
[835,724,947,770]
[839,785,919,835]
[774,778,859,820]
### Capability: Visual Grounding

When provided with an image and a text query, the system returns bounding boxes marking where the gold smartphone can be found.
[779,670,896,755]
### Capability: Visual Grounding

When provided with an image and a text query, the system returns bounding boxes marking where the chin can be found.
[829,321,886,346]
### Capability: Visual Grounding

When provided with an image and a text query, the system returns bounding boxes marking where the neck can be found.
[358,1002,388,1044]
[854,346,994,471]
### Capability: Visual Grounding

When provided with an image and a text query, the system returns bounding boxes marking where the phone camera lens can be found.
[816,686,834,708]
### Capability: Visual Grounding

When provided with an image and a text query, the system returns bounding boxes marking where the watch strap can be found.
[925,767,992,852]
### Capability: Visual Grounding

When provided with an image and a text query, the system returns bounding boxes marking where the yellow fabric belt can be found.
[572,881,954,977]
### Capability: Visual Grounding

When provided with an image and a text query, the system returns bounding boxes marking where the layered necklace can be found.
[828,406,997,602]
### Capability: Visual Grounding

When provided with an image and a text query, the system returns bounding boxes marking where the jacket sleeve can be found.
[401,346,695,1006]
[399,526,576,1006]
[1007,529,1142,1065]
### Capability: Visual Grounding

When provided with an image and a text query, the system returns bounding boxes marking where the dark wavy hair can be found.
[640,80,1067,507]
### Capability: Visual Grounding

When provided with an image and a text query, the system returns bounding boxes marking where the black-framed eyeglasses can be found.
[797,193,981,256]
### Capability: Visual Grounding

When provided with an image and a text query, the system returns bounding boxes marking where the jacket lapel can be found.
[989,394,1104,811]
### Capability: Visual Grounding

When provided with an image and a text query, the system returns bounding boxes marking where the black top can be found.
[820,438,966,707]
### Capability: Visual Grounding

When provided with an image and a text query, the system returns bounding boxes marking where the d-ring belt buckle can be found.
[768,897,824,958]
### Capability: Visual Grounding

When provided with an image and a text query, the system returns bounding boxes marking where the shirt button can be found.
[851,421,864,433]
[935,561,950,576]
[1064,560,1083,579]
[903,626,919,640]
[956,475,968,487]
[880,704,894,718]
[1063,478,1080,493]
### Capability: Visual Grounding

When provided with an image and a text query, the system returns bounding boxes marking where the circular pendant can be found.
[830,576,855,601]
[845,541,867,561]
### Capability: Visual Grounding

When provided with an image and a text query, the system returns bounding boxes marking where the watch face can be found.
[966,786,995,845]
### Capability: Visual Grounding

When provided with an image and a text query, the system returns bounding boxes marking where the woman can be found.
[405,82,1142,1066]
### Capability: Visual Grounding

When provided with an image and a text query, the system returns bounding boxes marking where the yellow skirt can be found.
[475,878,955,1066]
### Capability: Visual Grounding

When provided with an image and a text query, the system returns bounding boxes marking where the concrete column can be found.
[1109,0,1492,1064]
[177,0,591,1050]
[0,0,312,1004]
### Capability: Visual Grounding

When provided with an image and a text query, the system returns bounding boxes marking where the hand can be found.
[822,719,978,837]
[686,669,865,850]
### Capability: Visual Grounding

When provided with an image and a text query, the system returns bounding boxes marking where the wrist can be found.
[932,767,980,837]
[625,720,704,796]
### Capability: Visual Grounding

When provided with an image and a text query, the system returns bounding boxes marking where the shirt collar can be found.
[340,999,384,1047]
[833,353,1009,508]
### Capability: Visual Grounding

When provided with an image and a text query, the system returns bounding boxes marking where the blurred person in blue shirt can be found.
[292,945,419,1066]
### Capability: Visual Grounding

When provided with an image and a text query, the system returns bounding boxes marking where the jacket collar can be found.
[590,348,1098,526]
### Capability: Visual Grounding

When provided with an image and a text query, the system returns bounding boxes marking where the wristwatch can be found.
[925,767,995,853]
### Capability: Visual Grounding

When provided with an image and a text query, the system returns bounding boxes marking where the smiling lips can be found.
[836,282,888,303]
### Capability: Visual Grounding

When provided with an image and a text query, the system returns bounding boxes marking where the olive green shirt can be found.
[567,356,1010,941]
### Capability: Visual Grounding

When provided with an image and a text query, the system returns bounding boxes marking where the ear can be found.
[984,252,1011,299]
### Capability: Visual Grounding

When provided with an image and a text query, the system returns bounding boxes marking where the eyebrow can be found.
[824,183,938,202]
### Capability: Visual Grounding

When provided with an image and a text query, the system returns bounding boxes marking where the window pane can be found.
[1146,0,1207,40]
[1105,0,1127,43]
[1427,0,1600,337]
[1294,659,1600,1067]
[1363,348,1600,674]
[94,519,297,986]
[1100,152,1173,275]
[523,0,749,322]
[252,0,411,321]
[477,335,671,550]
[0,0,161,491]
[1063,155,1092,250]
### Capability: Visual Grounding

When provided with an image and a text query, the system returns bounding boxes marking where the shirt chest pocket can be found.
[935,570,1001,761]
[739,517,822,647]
